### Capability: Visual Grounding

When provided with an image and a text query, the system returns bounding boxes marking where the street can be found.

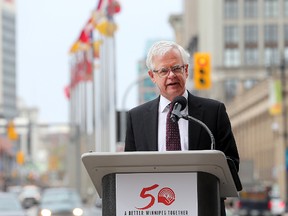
[25,205,102,216]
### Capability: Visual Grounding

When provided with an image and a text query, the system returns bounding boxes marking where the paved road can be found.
[25,205,102,216]
[86,206,102,216]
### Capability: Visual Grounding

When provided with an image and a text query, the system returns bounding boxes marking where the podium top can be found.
[81,150,238,198]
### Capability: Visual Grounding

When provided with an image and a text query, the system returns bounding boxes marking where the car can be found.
[37,187,84,216]
[269,197,285,216]
[18,185,41,209]
[7,185,22,196]
[235,185,286,216]
[0,192,27,216]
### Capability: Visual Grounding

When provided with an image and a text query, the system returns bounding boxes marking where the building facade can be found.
[0,0,17,120]
[168,0,288,200]
[170,0,288,102]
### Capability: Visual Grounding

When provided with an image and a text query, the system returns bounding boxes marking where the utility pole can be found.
[280,56,288,201]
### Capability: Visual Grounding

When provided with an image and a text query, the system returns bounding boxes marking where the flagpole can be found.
[107,35,116,152]
[89,31,97,151]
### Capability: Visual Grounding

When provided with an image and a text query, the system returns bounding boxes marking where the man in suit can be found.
[124,40,240,216]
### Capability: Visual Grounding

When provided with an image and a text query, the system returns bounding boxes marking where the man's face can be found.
[148,49,188,102]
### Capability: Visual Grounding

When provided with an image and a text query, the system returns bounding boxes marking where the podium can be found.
[81,150,239,216]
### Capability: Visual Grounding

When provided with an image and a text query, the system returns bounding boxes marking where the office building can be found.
[168,0,288,200]
[0,0,17,120]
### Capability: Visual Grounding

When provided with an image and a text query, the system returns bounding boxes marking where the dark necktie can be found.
[166,104,181,151]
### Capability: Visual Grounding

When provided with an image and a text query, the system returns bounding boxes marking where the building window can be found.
[224,49,240,67]
[225,79,238,101]
[224,26,239,44]
[224,0,238,19]
[264,24,278,46]
[285,25,288,62]
[285,0,288,16]
[284,25,288,46]
[244,49,259,65]
[244,0,258,18]
[244,25,258,44]
[285,47,288,62]
[264,0,279,18]
[264,48,279,65]
[244,79,258,90]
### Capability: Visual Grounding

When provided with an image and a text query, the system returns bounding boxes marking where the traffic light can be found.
[193,53,211,90]
[7,121,18,140]
[16,151,25,165]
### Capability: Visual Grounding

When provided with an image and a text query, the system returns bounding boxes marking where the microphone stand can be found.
[172,111,242,191]
[182,114,215,150]
[171,109,216,150]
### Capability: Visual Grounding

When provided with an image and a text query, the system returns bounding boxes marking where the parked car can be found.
[235,185,285,216]
[269,197,286,216]
[18,185,42,209]
[0,192,27,216]
[7,185,22,196]
[37,187,84,216]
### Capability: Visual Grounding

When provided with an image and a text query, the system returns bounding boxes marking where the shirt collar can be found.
[159,90,188,113]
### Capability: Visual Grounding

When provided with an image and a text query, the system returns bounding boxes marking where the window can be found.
[225,79,238,101]
[264,0,278,18]
[284,25,288,62]
[244,0,258,18]
[284,25,288,45]
[244,49,259,65]
[264,24,278,46]
[284,47,288,62]
[285,0,288,17]
[244,79,258,90]
[264,48,279,65]
[224,49,240,66]
[224,26,239,44]
[244,25,258,44]
[244,25,258,66]
[224,0,238,19]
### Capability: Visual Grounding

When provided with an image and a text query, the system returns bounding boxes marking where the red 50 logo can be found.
[136,184,176,210]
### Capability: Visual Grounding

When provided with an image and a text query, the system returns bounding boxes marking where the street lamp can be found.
[120,74,152,142]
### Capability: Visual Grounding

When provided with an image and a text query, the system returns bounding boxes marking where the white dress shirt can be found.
[158,91,189,151]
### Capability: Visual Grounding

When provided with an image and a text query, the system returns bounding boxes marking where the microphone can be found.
[170,96,187,123]
[170,96,215,150]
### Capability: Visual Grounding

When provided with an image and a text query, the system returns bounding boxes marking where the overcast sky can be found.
[16,0,182,123]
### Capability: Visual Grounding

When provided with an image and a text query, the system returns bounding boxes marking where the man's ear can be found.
[184,64,189,78]
[148,70,156,83]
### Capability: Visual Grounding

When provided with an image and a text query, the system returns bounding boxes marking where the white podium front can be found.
[81,150,239,216]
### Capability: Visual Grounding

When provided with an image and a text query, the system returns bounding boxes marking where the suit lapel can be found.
[188,93,204,150]
[143,97,159,151]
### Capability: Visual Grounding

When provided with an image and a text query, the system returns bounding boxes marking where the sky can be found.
[16,0,183,124]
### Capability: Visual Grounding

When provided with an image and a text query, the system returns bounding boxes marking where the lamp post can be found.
[120,74,154,142]
[0,114,7,191]
[280,55,288,202]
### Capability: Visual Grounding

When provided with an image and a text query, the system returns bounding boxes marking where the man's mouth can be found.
[167,82,178,86]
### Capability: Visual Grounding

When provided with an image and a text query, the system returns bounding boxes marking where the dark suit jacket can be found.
[125,91,240,171]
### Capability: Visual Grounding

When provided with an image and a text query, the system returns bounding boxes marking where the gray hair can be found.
[146,40,190,70]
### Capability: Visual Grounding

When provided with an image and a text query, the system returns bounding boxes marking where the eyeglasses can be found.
[152,65,185,78]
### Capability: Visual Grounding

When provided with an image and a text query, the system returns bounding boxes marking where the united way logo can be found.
[158,187,176,205]
[136,184,176,210]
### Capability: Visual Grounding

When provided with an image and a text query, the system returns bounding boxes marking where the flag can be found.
[64,85,70,99]
[70,50,94,89]
[79,30,90,44]
[69,41,80,54]
[93,40,102,58]
[97,0,104,10]
[269,79,282,115]
[107,0,121,16]
[96,18,117,36]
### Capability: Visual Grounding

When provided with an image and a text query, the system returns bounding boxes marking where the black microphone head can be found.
[171,96,187,111]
